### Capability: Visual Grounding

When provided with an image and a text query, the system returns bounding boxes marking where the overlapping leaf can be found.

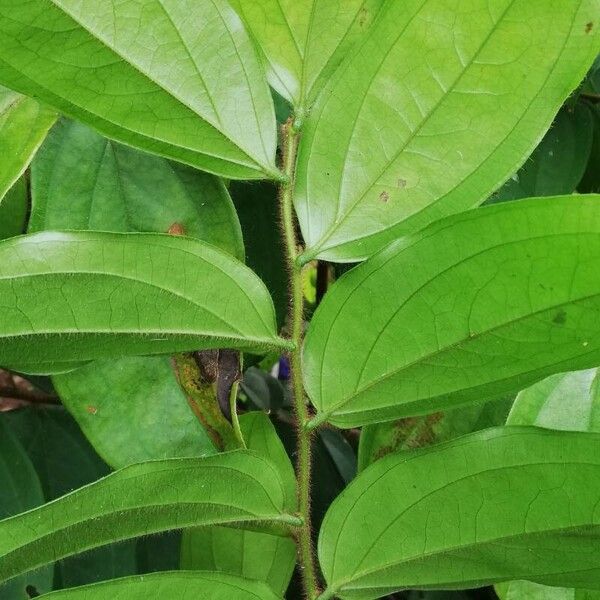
[319,427,600,599]
[295,0,600,262]
[304,196,600,429]
[230,0,382,109]
[0,86,55,204]
[0,232,290,374]
[0,451,299,585]
[0,0,279,180]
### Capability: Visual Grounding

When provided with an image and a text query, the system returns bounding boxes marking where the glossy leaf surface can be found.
[36,571,282,600]
[181,412,296,596]
[295,0,600,261]
[319,427,600,599]
[30,119,244,260]
[0,0,279,180]
[0,231,289,374]
[0,86,55,205]
[230,0,381,108]
[304,196,600,428]
[0,451,298,585]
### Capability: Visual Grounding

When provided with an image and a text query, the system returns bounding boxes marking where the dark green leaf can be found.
[0,0,280,180]
[295,0,600,262]
[0,231,290,374]
[319,427,600,599]
[304,196,600,429]
[0,178,28,241]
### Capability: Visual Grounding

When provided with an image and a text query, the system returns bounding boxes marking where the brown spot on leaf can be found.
[86,405,98,415]
[379,191,390,203]
[168,222,185,236]
[358,6,368,27]
[397,178,407,189]
[585,21,593,33]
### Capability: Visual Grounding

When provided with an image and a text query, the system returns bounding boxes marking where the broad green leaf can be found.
[2,406,140,588]
[0,86,55,205]
[508,368,600,432]
[0,178,28,240]
[491,104,594,202]
[181,412,296,596]
[53,356,216,469]
[36,571,282,600]
[230,0,382,109]
[318,427,600,599]
[496,580,600,600]
[0,418,52,599]
[0,450,300,586]
[0,231,290,374]
[0,0,280,181]
[30,119,244,260]
[357,398,512,472]
[295,0,600,262]
[304,196,600,429]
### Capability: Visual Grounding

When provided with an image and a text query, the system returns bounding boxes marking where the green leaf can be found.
[496,580,600,600]
[508,368,600,432]
[295,0,600,262]
[357,398,512,472]
[491,104,594,202]
[30,119,244,260]
[0,178,28,241]
[0,418,52,599]
[0,0,280,181]
[0,86,55,205]
[0,231,290,374]
[36,571,282,600]
[318,427,600,599]
[229,0,382,109]
[53,356,217,469]
[0,450,300,586]
[181,412,297,596]
[304,195,600,429]
[579,104,600,194]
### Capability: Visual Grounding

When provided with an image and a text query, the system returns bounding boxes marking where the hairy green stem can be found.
[279,118,320,599]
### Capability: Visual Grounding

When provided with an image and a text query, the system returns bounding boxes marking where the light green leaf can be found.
[53,356,217,468]
[0,419,52,599]
[496,580,600,600]
[0,231,290,374]
[295,0,600,262]
[304,196,600,429]
[181,412,297,596]
[318,427,600,599]
[0,86,55,205]
[0,0,280,181]
[230,0,382,109]
[36,571,282,599]
[0,450,300,586]
[491,104,594,202]
[30,119,244,260]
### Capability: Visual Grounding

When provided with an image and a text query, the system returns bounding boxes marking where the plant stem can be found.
[279,118,320,599]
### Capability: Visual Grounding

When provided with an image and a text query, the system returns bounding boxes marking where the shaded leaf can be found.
[0,231,290,374]
[0,0,280,180]
[319,427,600,599]
[496,580,600,600]
[230,0,382,109]
[0,450,299,586]
[304,196,600,429]
[579,103,600,194]
[36,571,282,600]
[30,119,244,260]
[53,356,217,469]
[181,412,297,596]
[0,86,55,205]
[295,0,600,262]
[0,178,28,241]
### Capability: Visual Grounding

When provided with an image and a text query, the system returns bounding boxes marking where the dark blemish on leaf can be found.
[397,178,407,189]
[167,222,185,235]
[379,191,390,203]
[358,6,368,27]
[585,21,593,33]
[86,405,97,415]
[553,310,567,325]
[26,585,40,598]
